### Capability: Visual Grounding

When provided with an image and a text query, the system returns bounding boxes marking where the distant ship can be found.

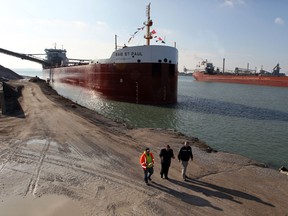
[192,60,288,88]
[0,3,178,105]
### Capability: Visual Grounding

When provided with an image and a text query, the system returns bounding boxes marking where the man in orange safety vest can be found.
[140,148,154,185]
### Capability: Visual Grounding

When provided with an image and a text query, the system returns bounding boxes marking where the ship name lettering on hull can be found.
[116,52,143,57]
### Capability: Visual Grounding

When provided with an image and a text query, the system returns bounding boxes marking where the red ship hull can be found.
[193,71,288,87]
[43,62,178,105]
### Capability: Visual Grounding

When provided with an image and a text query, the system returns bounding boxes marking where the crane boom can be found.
[0,47,50,67]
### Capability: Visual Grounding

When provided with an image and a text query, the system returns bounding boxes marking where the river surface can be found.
[18,69,288,168]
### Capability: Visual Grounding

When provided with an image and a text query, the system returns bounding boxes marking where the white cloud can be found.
[221,0,245,7]
[72,21,89,28]
[96,21,108,26]
[274,17,285,25]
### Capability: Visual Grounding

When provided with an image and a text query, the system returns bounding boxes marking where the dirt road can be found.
[0,79,287,216]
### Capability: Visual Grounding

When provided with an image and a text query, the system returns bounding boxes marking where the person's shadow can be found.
[183,178,274,207]
[149,177,274,210]
[149,181,222,211]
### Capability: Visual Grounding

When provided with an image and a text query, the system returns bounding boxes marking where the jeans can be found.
[181,161,189,179]
[143,167,154,183]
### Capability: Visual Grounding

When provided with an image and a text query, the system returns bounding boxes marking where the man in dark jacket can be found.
[178,141,193,181]
[159,145,175,179]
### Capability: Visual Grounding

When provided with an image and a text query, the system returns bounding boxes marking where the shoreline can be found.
[1,78,288,215]
[36,78,274,169]
[34,77,211,150]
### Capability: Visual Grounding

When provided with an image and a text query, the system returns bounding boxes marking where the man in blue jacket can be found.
[178,141,193,181]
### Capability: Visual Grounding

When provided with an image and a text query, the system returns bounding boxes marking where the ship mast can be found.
[144,3,153,46]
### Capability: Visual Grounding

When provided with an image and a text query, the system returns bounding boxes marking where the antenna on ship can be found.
[115,35,118,51]
[144,3,153,46]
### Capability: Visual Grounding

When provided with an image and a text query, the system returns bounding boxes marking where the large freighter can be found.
[0,4,178,105]
[42,4,178,105]
[192,60,288,88]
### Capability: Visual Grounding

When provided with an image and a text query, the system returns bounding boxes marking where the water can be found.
[14,68,43,79]
[18,69,288,168]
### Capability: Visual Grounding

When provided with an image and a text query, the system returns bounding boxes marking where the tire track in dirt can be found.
[24,138,51,196]
[7,136,145,201]
[66,141,87,160]
[39,148,147,199]
[38,153,145,193]
[0,140,22,173]
[0,150,16,173]
[30,86,42,103]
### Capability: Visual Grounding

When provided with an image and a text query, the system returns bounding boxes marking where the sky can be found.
[0,0,288,74]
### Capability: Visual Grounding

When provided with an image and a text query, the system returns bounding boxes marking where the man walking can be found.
[140,148,154,185]
[159,145,175,179]
[178,141,193,181]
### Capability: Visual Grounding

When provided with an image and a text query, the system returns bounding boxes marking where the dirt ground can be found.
[0,79,288,216]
